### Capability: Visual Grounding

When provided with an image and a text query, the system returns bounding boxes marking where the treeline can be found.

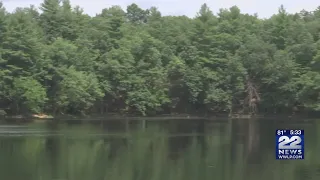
[0,0,319,116]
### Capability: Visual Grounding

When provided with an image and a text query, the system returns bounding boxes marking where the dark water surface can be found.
[0,117,319,180]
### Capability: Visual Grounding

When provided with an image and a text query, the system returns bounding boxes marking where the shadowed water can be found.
[0,117,319,180]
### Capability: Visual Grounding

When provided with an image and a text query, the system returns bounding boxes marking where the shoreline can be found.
[1,113,318,123]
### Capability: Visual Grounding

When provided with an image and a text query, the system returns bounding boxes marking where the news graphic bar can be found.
[275,129,304,160]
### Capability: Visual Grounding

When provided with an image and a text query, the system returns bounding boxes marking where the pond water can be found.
[0,117,319,180]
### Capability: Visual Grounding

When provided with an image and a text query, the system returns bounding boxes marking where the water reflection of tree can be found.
[45,122,59,179]
[245,118,260,163]
[1,119,320,180]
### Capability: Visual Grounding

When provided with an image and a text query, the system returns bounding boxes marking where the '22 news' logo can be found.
[276,129,304,160]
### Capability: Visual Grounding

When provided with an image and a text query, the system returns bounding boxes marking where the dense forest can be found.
[0,0,319,116]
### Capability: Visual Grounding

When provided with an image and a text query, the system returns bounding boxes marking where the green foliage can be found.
[0,1,319,115]
[53,66,103,113]
[10,77,47,113]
